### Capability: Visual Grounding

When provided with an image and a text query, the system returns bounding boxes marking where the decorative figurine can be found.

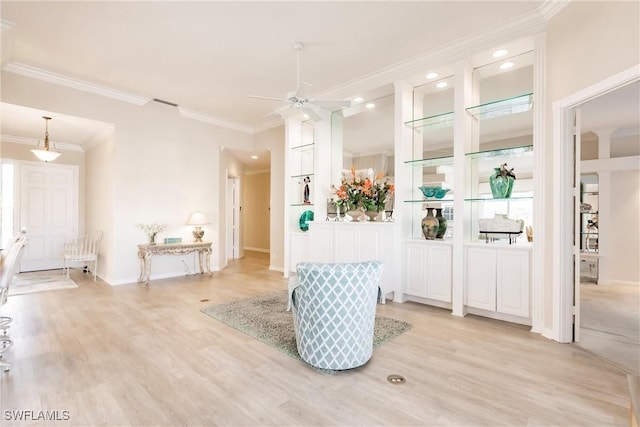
[303,176,311,204]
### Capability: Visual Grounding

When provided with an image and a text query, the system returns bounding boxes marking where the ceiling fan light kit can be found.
[248,42,351,122]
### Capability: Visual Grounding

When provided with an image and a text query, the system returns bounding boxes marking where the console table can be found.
[137,242,212,284]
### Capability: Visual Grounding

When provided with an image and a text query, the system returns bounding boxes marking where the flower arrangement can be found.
[137,223,167,244]
[334,167,394,212]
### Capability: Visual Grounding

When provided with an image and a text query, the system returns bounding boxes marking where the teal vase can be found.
[489,167,515,198]
[435,208,447,239]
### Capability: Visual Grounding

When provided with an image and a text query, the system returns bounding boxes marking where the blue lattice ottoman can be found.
[289,261,383,370]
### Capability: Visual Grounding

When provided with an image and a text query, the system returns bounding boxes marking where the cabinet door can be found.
[426,245,452,302]
[496,249,530,317]
[465,247,496,311]
[358,229,381,262]
[290,233,311,273]
[333,225,357,262]
[404,243,427,297]
[309,225,333,263]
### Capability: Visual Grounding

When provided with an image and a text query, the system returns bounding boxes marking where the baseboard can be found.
[244,247,270,253]
[610,280,640,286]
[269,265,284,273]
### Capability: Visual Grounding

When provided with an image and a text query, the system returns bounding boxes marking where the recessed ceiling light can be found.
[500,61,514,70]
[353,97,364,103]
[436,82,448,88]
[365,103,375,109]
[302,114,309,120]
[426,72,439,79]
[251,155,258,160]
[493,49,508,58]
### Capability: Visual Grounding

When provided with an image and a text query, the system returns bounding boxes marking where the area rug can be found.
[200,290,412,365]
[8,274,78,296]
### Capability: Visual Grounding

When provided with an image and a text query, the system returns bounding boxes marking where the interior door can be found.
[573,108,582,342]
[19,163,78,272]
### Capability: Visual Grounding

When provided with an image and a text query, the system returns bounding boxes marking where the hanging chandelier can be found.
[31,116,61,162]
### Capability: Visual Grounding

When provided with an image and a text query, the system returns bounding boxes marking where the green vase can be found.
[435,208,447,239]
[489,167,515,198]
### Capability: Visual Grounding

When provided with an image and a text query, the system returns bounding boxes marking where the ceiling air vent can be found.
[153,98,178,107]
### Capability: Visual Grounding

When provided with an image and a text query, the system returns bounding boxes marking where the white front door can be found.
[19,163,78,272]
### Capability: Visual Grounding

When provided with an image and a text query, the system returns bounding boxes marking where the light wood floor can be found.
[0,251,631,426]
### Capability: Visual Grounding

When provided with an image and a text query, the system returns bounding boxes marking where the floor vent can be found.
[387,374,406,384]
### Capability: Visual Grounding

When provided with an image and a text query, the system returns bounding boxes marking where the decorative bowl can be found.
[418,186,440,198]
[419,186,450,199]
[433,188,450,199]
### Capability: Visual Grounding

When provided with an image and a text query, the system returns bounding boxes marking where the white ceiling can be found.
[1,1,636,170]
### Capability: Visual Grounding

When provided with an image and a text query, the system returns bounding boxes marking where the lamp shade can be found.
[30,148,61,162]
[186,211,209,225]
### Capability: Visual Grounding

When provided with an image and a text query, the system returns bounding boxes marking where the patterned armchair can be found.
[289,261,383,370]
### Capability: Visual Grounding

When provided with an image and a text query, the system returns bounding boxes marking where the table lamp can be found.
[186,211,209,242]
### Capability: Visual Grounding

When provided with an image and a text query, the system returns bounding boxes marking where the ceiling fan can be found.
[248,42,352,122]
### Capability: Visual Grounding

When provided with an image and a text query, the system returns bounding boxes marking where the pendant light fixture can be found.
[31,116,61,162]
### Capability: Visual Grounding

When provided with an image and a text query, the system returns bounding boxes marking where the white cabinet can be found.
[465,244,531,322]
[404,241,452,305]
[307,222,396,297]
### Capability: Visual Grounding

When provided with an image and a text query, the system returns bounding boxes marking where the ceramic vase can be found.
[435,208,447,239]
[346,209,362,222]
[489,167,515,198]
[421,208,439,240]
[365,210,380,221]
[149,233,157,245]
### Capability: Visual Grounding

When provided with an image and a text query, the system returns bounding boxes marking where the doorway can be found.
[553,66,639,347]
[1,160,78,271]
[226,175,240,262]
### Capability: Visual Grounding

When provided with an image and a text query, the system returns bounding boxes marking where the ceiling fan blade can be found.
[248,95,289,103]
[296,81,313,99]
[311,100,352,110]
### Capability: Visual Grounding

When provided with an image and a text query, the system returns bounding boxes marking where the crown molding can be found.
[3,62,151,106]
[539,0,570,21]
[2,134,84,152]
[177,107,254,134]
[315,8,548,102]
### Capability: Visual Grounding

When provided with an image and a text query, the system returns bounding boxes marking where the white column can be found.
[283,118,302,277]
[452,60,474,317]
[393,80,414,302]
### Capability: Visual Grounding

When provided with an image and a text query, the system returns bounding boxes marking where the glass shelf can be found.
[465,144,533,160]
[464,196,533,202]
[582,191,599,195]
[466,93,533,120]
[581,211,598,215]
[404,155,454,167]
[404,111,454,129]
[291,142,314,151]
[291,203,315,207]
[404,197,454,203]
[291,173,314,179]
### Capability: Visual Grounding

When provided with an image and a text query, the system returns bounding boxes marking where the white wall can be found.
[254,125,285,272]
[85,132,114,280]
[610,170,640,285]
[1,71,254,284]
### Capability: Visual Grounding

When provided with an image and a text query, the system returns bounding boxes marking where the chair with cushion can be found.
[63,230,103,281]
[0,232,28,372]
[289,260,383,370]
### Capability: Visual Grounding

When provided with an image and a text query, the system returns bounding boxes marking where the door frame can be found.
[5,159,79,271]
[552,65,639,343]
[226,174,240,262]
